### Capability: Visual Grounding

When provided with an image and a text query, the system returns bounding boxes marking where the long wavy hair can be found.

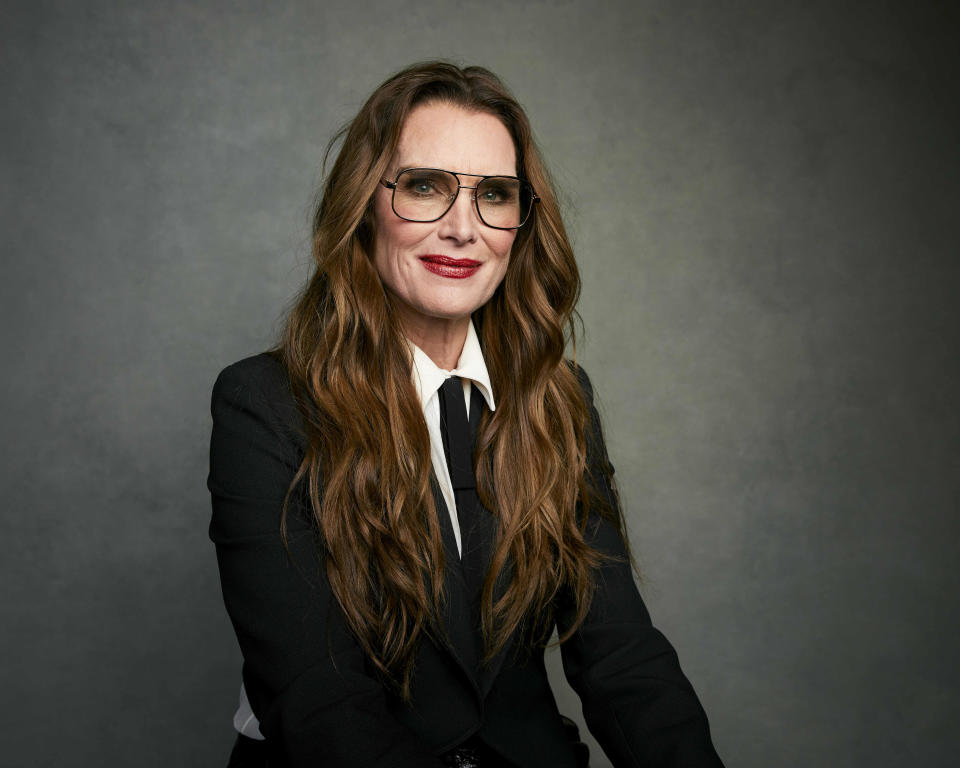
[273,61,621,697]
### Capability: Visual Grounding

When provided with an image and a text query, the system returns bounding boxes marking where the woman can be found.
[208,62,724,768]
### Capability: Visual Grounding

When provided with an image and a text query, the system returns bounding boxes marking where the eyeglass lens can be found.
[392,169,532,229]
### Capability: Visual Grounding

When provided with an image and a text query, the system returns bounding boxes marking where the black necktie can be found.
[437,376,485,593]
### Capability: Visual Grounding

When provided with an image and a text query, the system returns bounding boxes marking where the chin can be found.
[424,305,480,322]
[420,293,491,321]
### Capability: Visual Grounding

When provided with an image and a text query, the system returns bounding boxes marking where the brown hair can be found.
[274,61,620,696]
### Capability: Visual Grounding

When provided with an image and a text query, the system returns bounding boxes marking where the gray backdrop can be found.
[2,1,958,766]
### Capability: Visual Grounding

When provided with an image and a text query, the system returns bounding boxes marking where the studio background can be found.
[2,1,957,766]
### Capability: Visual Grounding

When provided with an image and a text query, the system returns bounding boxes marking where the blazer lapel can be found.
[434,476,517,700]
[429,393,520,699]
[429,476,482,695]
[478,557,518,697]
[463,394,520,697]
[459,392,493,606]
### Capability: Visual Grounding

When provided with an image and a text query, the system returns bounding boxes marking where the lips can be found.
[419,254,481,279]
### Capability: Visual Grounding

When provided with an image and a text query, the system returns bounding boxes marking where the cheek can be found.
[373,214,412,281]
[486,225,517,255]
[486,234,515,291]
[492,232,517,269]
[373,197,431,262]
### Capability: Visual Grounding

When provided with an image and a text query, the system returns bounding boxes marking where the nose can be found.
[437,186,480,244]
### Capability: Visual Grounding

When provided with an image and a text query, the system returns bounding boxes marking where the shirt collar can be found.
[409,320,496,412]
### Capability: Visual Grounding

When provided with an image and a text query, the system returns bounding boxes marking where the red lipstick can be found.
[419,255,481,279]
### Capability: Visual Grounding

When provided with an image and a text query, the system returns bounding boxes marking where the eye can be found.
[417,179,437,195]
[478,179,518,206]
[398,170,455,198]
[404,177,438,196]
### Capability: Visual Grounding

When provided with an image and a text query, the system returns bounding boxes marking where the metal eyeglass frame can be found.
[379,167,539,230]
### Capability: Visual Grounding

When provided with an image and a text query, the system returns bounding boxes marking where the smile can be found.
[419,255,482,279]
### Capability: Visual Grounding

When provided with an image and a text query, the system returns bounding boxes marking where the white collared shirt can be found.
[234,320,495,739]
[408,319,495,557]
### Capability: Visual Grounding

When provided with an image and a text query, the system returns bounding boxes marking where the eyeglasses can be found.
[379,168,539,230]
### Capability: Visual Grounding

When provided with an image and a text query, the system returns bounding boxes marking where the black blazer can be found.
[208,352,723,768]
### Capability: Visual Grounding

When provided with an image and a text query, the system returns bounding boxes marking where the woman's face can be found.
[372,102,518,337]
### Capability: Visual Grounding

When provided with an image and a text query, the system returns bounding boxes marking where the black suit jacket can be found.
[208,352,724,767]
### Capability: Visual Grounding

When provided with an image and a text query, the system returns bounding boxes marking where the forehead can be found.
[392,102,517,177]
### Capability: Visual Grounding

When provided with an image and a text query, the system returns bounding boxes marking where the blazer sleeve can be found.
[557,368,725,768]
[207,355,445,768]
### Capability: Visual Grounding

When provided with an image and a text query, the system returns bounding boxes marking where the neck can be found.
[402,313,471,370]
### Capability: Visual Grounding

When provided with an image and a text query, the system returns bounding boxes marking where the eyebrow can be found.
[391,165,521,179]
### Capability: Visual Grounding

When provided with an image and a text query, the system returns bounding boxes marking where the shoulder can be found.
[564,359,597,404]
[213,350,288,398]
[211,351,305,448]
[564,360,615,473]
